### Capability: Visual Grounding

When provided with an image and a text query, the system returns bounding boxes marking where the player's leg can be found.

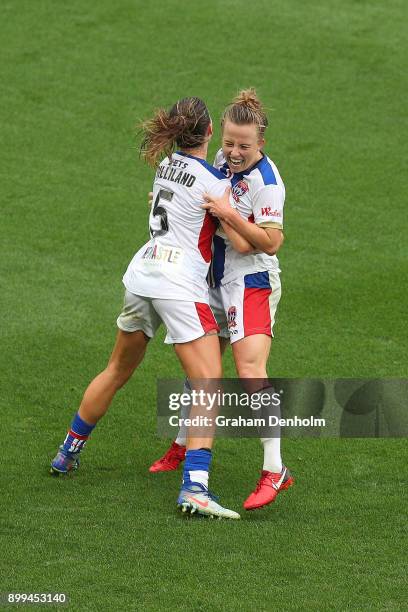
[174,332,222,449]
[148,336,230,472]
[50,292,160,474]
[224,272,279,463]
[149,286,230,473]
[77,329,149,424]
[232,334,292,509]
[225,272,294,509]
[154,299,239,519]
[232,333,283,471]
[50,330,149,474]
[174,334,239,519]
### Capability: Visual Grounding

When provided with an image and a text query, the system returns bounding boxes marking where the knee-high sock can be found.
[261,438,282,473]
[258,386,282,473]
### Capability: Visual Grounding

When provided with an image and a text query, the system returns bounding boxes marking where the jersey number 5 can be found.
[150,189,173,237]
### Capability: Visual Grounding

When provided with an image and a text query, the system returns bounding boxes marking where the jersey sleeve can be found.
[252,184,285,229]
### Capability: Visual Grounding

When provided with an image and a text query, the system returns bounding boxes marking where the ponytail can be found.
[140,97,211,167]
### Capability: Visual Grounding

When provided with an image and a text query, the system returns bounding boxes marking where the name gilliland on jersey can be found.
[156,161,196,188]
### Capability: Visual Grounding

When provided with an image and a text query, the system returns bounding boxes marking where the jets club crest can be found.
[227,306,238,333]
[232,180,249,203]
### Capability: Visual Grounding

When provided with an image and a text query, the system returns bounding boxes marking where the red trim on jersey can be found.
[248,214,255,224]
[198,212,218,263]
[243,287,272,337]
[195,303,220,334]
[68,430,89,440]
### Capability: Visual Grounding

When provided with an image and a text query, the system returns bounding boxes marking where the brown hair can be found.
[221,88,268,138]
[140,97,211,167]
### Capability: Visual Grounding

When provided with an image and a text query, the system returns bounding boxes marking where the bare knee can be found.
[236,363,265,379]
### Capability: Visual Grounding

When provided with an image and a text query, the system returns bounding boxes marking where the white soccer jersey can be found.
[123,152,229,301]
[209,149,285,286]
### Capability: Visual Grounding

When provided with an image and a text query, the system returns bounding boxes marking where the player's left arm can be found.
[251,183,285,255]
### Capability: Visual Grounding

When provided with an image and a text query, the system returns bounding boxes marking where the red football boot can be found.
[149,441,186,473]
[243,466,294,510]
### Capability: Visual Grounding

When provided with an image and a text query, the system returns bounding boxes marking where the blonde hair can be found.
[140,97,211,167]
[221,88,268,138]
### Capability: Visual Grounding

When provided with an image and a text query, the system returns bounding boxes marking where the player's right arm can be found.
[205,182,256,254]
[203,188,283,256]
[203,183,284,256]
[219,218,257,254]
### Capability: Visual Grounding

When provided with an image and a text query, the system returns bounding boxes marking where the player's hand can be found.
[202,187,233,220]
[148,192,153,207]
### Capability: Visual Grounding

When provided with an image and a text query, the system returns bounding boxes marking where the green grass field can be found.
[1,1,407,610]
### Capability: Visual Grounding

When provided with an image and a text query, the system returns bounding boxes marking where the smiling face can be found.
[222,119,265,173]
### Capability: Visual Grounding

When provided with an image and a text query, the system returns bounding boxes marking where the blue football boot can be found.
[50,445,80,475]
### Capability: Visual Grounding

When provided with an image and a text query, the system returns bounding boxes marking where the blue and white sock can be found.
[62,412,95,455]
[182,448,212,490]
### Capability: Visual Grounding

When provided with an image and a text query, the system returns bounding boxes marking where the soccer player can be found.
[50,97,241,519]
[150,89,294,511]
